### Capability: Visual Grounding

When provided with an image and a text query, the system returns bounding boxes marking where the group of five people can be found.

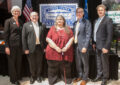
[4,4,113,85]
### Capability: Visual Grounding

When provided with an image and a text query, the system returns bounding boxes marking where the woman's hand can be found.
[62,47,67,52]
[55,47,62,53]
[5,47,10,55]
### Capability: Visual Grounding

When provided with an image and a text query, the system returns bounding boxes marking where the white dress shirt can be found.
[32,22,40,44]
[74,21,80,44]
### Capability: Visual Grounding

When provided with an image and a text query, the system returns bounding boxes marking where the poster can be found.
[102,0,120,24]
[40,3,78,28]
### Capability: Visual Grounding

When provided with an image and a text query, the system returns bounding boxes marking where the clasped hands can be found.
[55,46,68,53]
[56,47,87,53]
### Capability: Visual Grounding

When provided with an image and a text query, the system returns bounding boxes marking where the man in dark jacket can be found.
[22,11,46,84]
[92,4,113,85]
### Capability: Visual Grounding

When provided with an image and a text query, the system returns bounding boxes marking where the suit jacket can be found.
[22,21,47,53]
[4,17,23,48]
[73,18,92,51]
[93,16,113,50]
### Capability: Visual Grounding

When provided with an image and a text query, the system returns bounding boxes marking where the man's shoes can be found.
[73,78,81,83]
[30,77,35,84]
[92,77,101,82]
[73,78,81,85]
[37,77,42,83]
[101,80,107,85]
[80,80,87,85]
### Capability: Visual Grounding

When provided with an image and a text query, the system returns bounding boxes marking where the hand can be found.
[62,47,67,52]
[55,47,62,53]
[25,50,29,54]
[81,48,87,53]
[102,48,108,53]
[92,44,96,51]
[5,47,10,55]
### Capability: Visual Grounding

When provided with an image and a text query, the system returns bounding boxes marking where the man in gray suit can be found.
[73,7,92,85]
[92,4,113,85]
[22,12,46,84]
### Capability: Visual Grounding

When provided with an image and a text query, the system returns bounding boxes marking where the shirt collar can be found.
[32,21,38,26]
[77,18,83,23]
[99,16,105,20]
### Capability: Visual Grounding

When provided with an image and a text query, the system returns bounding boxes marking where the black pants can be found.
[27,45,43,79]
[75,46,89,81]
[96,49,109,80]
[8,45,22,84]
[47,60,72,85]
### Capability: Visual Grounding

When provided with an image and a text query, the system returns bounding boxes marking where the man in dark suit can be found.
[73,7,92,85]
[22,12,46,84]
[92,4,113,85]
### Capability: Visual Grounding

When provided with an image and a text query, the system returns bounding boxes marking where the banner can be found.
[102,0,120,24]
[102,0,120,11]
[106,11,120,24]
[40,3,78,28]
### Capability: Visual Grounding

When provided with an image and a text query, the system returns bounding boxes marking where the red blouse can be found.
[45,26,73,62]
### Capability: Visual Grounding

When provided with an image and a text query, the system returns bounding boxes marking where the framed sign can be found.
[106,11,120,24]
[40,3,78,28]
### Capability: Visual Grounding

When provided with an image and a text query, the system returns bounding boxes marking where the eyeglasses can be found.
[76,11,83,13]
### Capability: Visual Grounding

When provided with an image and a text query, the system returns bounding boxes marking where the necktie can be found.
[74,21,80,44]
[34,23,40,44]
[94,18,101,42]
[36,37,40,44]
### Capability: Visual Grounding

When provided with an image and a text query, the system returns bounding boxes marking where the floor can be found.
[0,46,120,85]
[0,76,120,85]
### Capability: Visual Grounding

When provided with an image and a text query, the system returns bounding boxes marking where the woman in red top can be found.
[46,15,74,85]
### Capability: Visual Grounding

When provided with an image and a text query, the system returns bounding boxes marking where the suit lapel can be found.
[74,21,77,35]
[74,21,81,35]
[11,18,18,28]
[29,22,36,37]
[97,16,106,32]
[78,19,85,35]
[29,21,34,30]
[38,22,42,40]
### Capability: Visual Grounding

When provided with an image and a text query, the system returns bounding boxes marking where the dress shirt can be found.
[94,16,104,42]
[74,19,82,44]
[32,22,40,44]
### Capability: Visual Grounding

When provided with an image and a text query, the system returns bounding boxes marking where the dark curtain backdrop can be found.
[0,0,11,27]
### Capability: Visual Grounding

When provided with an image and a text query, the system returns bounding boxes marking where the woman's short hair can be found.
[30,11,38,17]
[11,5,21,16]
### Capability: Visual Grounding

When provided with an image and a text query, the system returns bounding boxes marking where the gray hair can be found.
[11,5,21,16]
[30,12,38,17]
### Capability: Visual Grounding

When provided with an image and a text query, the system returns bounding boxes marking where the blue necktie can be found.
[94,18,101,42]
